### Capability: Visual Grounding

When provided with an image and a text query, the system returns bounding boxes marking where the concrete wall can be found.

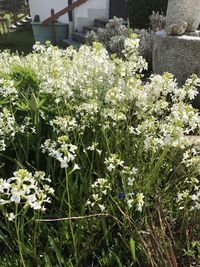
[29,0,109,29]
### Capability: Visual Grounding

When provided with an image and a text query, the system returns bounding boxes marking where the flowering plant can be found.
[0,39,199,266]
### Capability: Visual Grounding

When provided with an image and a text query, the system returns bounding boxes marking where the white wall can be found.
[29,0,110,29]
[74,0,109,30]
[29,0,69,23]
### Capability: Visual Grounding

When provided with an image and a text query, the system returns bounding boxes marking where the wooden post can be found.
[50,9,56,45]
[13,12,18,24]
[68,0,73,39]
[68,0,73,22]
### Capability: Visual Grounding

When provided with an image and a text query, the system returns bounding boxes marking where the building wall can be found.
[73,0,109,31]
[29,0,69,23]
[29,0,109,28]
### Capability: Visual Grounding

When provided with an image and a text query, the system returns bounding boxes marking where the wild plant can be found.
[0,38,199,266]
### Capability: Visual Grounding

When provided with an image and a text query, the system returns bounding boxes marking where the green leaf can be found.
[115,254,123,267]
[30,93,39,112]
[15,101,30,111]
[44,253,53,267]
[48,235,65,266]
[130,238,136,263]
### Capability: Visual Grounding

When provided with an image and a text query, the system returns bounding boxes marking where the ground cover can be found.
[0,38,199,267]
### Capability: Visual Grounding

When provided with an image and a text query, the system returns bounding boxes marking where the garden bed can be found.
[0,38,199,267]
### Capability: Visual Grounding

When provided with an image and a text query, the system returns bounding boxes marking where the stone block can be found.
[186,31,200,37]
[153,35,200,85]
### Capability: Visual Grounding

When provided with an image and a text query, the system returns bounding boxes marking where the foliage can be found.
[149,11,166,32]
[127,0,168,28]
[86,17,129,58]
[0,39,199,267]
[132,28,154,67]
[86,17,154,67]
[0,0,26,12]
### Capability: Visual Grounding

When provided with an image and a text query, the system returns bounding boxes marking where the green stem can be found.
[65,170,78,265]
[15,205,26,267]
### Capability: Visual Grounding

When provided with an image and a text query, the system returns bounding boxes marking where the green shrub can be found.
[127,0,168,28]
[0,0,26,12]
[86,17,129,58]
[11,65,39,94]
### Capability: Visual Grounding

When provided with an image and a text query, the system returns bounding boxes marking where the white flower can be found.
[86,200,91,206]
[127,198,134,209]
[92,194,100,202]
[8,213,16,221]
[105,154,124,172]
[31,201,42,210]
[73,164,80,171]
[10,191,21,203]
[58,156,69,168]
[107,163,115,172]
[0,169,53,211]
[127,177,135,186]
[31,127,36,133]
[42,138,77,168]
[27,194,36,203]
[96,149,102,155]
[99,204,105,212]
[136,193,144,212]
[67,152,76,162]
[195,203,200,210]
[190,194,199,201]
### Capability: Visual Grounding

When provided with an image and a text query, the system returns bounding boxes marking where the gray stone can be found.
[153,35,200,85]
[185,31,200,37]
[155,30,167,37]
[166,20,187,35]
[166,0,200,32]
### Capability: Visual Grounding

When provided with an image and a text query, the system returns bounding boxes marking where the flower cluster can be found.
[176,148,200,211]
[177,177,200,211]
[86,178,111,212]
[41,136,78,169]
[119,165,145,211]
[0,169,54,211]
[131,74,200,151]
[105,154,124,172]
[0,108,16,151]
[0,78,18,100]
[122,166,138,187]
[86,142,102,155]
[50,116,78,134]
